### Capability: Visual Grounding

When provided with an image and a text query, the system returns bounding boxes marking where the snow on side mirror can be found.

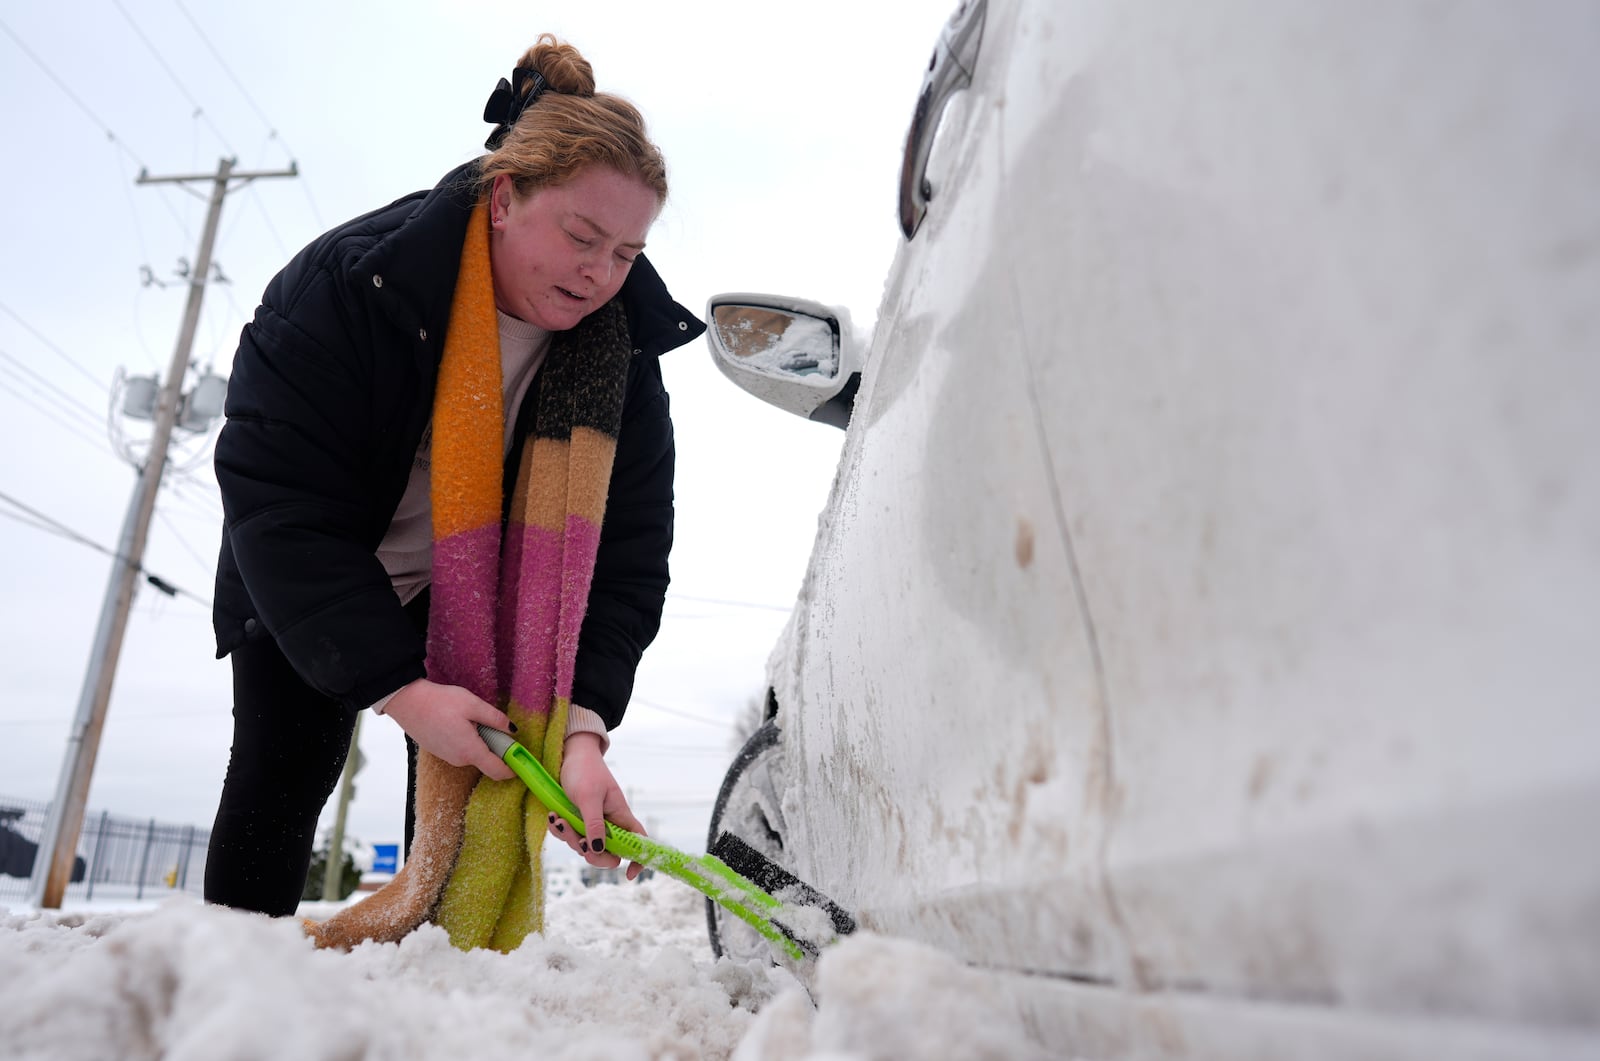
[706,293,861,429]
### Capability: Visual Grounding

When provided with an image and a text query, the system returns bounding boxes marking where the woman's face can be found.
[489,167,660,331]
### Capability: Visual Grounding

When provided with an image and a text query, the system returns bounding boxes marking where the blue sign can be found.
[371,844,399,874]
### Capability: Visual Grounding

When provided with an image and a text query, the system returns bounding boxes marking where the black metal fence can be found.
[0,795,209,905]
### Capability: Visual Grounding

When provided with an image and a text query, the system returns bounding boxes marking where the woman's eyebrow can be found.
[572,212,647,250]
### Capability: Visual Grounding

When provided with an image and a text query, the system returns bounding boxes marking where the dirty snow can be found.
[0,876,1047,1060]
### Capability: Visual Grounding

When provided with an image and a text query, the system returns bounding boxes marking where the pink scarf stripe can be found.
[553,514,604,698]
[503,522,563,715]
[427,523,502,702]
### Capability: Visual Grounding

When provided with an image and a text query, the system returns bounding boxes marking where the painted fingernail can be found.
[590,837,605,854]
[547,812,555,823]
[555,823,565,834]
[508,721,518,733]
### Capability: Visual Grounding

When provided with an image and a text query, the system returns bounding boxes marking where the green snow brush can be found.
[476,724,853,964]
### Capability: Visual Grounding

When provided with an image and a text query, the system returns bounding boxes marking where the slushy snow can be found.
[0,877,1047,1060]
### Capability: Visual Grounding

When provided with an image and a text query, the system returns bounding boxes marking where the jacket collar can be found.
[618,251,707,357]
[354,161,705,360]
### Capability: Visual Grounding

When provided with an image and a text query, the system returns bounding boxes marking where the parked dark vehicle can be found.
[0,808,84,883]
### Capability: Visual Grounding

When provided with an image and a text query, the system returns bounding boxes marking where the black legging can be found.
[205,592,427,915]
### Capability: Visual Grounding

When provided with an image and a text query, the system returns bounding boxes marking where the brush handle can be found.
[475,724,806,959]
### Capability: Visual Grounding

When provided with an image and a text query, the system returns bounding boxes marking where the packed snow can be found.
[0,875,1050,1060]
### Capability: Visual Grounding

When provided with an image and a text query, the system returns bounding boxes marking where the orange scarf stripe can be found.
[560,426,620,528]
[510,436,569,532]
[431,202,503,541]
[507,429,616,532]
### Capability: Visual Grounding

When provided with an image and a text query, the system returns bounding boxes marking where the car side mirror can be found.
[705,293,861,429]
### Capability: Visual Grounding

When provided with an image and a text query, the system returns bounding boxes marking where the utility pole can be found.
[29,157,298,909]
[322,714,363,901]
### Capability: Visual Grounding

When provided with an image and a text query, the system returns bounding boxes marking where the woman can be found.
[205,35,701,950]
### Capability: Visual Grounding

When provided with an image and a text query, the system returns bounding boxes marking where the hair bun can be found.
[481,33,666,205]
[519,33,595,98]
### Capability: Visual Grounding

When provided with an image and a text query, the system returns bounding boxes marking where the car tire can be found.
[705,719,788,962]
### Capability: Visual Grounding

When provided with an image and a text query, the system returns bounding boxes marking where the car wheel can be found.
[706,720,788,962]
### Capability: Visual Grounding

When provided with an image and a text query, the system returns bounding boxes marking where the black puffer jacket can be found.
[212,162,704,724]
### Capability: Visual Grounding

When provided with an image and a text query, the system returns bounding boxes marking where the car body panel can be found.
[733,0,1600,1052]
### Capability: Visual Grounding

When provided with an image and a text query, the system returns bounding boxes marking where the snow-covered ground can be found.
[0,876,1048,1060]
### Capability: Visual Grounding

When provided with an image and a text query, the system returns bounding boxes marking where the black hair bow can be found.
[483,67,548,150]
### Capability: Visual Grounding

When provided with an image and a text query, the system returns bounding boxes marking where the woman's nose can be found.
[578,249,611,286]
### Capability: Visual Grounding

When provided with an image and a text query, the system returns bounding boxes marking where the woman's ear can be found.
[491,174,512,227]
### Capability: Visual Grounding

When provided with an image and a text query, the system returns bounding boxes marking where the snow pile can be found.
[0,878,1048,1060]
[739,934,1054,1061]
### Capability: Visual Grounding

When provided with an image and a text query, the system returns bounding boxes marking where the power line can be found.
[0,14,147,169]
[154,506,215,573]
[153,182,197,246]
[616,789,719,803]
[130,286,169,373]
[298,172,328,232]
[167,475,225,521]
[0,487,208,607]
[171,474,224,508]
[611,742,730,756]
[665,592,791,614]
[170,0,326,231]
[0,488,123,559]
[110,0,234,157]
[111,605,213,624]
[172,0,277,142]
[0,15,192,323]
[168,498,224,527]
[0,361,104,440]
[220,286,255,358]
[216,177,254,251]
[628,797,713,809]
[139,1,317,353]
[0,504,66,539]
[630,698,734,729]
[144,0,330,324]
[0,373,113,456]
[216,180,291,265]
[112,147,155,267]
[0,299,111,396]
[0,346,106,427]
[248,183,292,259]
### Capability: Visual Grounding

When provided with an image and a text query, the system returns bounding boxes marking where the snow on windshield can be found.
[0,878,1047,1059]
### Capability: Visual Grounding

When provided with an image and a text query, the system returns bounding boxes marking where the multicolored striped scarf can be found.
[309,199,631,952]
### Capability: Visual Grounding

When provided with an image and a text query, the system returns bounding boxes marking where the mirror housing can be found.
[705,293,861,429]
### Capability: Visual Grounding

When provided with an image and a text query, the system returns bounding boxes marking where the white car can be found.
[704,1,1599,1056]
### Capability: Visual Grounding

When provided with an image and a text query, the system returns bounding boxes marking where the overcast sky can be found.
[0,0,955,857]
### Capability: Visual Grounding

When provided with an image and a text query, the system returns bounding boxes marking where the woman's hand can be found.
[548,731,647,880]
[382,678,515,781]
